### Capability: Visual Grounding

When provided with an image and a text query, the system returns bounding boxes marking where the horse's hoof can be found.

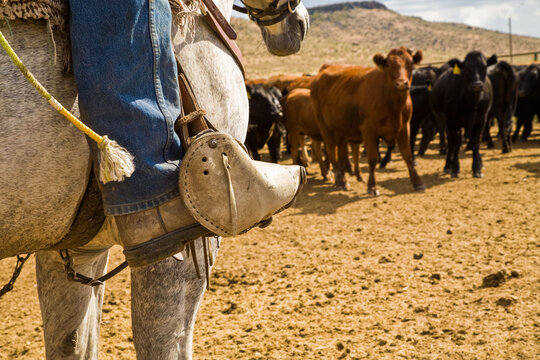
[451,172,459,178]
[367,188,380,196]
[414,183,426,192]
[473,171,483,178]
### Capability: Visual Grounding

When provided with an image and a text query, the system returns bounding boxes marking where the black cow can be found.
[513,64,540,142]
[431,51,497,178]
[245,84,284,162]
[483,61,519,153]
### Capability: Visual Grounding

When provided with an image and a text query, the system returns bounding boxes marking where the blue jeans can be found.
[69,0,182,215]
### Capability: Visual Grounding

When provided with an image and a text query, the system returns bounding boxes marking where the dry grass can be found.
[233,8,540,79]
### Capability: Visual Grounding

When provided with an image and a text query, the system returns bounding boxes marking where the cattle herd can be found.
[245,47,540,194]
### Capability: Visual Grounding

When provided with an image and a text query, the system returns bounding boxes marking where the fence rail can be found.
[420,50,540,67]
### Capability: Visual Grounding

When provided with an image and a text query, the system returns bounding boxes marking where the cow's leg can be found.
[267,126,282,163]
[512,115,523,143]
[396,127,425,190]
[433,113,448,155]
[337,141,350,189]
[418,117,435,156]
[131,237,218,360]
[311,139,328,180]
[36,247,109,360]
[500,111,513,153]
[470,118,486,178]
[409,116,421,162]
[349,142,363,182]
[484,116,495,149]
[445,125,461,177]
[288,131,301,166]
[379,144,394,168]
[522,114,533,140]
[298,135,310,167]
[364,135,379,196]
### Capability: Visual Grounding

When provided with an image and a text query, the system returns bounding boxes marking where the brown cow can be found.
[310,47,425,195]
[282,88,328,179]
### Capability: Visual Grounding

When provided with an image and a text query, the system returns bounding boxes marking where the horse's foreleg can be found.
[130,237,219,360]
[36,247,109,360]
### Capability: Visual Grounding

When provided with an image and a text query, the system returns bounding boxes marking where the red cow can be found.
[310,47,425,195]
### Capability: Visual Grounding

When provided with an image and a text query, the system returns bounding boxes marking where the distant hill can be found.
[231,4,540,78]
[308,1,387,14]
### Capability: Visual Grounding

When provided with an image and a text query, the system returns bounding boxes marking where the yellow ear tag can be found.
[453,64,461,75]
[427,83,433,91]
[247,90,251,100]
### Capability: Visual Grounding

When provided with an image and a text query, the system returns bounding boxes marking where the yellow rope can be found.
[0,30,104,144]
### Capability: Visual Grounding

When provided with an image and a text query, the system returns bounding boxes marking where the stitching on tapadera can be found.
[181,134,229,235]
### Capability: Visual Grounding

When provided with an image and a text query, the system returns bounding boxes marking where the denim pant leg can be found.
[69,0,182,215]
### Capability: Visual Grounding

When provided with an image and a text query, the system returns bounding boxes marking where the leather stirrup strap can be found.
[199,0,246,77]
[175,59,217,152]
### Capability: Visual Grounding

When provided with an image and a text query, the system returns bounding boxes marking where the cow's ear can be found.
[373,53,387,69]
[448,58,463,75]
[487,54,498,66]
[412,50,423,64]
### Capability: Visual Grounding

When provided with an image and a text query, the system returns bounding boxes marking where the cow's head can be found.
[449,52,497,93]
[246,84,283,148]
[518,64,540,98]
[373,47,423,92]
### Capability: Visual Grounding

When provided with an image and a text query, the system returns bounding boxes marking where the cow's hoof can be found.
[380,161,388,169]
[473,171,483,178]
[367,188,380,196]
[439,149,447,155]
[444,168,452,174]
[336,181,349,190]
[451,172,459,178]
[487,143,495,149]
[356,176,365,183]
[412,159,418,167]
[502,148,510,154]
[414,184,426,192]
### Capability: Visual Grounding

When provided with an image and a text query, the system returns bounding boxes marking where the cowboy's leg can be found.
[68,0,304,269]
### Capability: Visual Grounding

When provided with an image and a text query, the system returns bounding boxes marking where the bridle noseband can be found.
[233,0,301,27]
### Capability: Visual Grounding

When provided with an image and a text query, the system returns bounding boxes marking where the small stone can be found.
[447,229,453,234]
[481,271,507,288]
[413,253,423,260]
[496,296,517,307]
[378,339,387,346]
[510,270,519,278]
[430,273,441,281]
[336,342,344,351]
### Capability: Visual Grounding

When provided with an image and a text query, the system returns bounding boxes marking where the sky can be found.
[301,0,540,38]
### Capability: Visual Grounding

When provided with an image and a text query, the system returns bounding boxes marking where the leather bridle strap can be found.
[233,0,300,27]
[199,0,246,76]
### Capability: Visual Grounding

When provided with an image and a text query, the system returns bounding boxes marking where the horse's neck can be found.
[172,0,248,142]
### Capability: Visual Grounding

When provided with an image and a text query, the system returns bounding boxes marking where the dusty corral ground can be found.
[1,129,539,359]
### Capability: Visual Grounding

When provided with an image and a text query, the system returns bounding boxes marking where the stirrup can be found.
[179,131,306,236]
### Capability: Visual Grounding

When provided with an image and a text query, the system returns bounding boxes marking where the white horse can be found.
[0,0,309,358]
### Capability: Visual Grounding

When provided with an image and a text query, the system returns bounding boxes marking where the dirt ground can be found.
[1,129,539,359]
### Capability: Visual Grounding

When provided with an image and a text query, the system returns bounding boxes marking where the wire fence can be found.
[420,50,540,67]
